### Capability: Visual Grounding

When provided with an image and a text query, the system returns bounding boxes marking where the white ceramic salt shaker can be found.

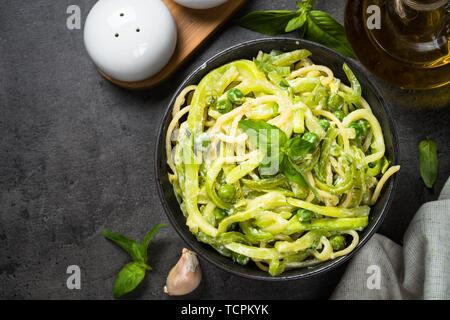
[84,0,177,82]
[173,0,229,10]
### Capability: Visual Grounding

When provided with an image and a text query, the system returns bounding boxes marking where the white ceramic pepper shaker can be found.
[84,0,177,82]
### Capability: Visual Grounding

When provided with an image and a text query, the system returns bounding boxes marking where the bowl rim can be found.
[155,37,399,281]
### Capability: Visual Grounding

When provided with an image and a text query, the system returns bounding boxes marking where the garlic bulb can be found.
[164,248,202,296]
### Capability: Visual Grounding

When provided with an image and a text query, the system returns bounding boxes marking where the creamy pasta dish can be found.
[165,49,400,275]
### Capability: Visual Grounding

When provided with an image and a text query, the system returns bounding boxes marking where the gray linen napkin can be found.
[331,178,450,300]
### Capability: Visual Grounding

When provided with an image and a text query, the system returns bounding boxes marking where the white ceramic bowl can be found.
[84,0,177,82]
[173,0,228,10]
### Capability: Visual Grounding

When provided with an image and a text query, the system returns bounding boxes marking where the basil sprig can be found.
[103,224,164,298]
[418,137,438,189]
[238,119,319,197]
[235,10,300,36]
[235,0,355,58]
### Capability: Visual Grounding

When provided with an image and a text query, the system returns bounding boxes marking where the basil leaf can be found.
[419,137,438,188]
[305,11,355,58]
[238,120,287,149]
[239,120,287,175]
[113,262,146,298]
[298,16,308,38]
[281,157,320,198]
[141,224,165,263]
[285,10,307,32]
[235,10,300,36]
[281,156,308,187]
[235,1,355,59]
[103,230,145,263]
[284,135,314,161]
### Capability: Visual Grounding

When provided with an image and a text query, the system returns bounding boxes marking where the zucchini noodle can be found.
[166,105,191,174]
[370,165,401,205]
[165,49,400,276]
[172,85,197,116]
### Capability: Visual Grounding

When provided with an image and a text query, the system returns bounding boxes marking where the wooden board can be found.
[99,0,246,89]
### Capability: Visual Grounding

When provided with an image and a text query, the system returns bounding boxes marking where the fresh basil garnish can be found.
[280,156,308,187]
[418,137,438,188]
[238,119,320,196]
[305,11,355,58]
[141,224,165,262]
[102,230,146,262]
[281,151,320,198]
[113,262,148,299]
[235,0,355,58]
[103,224,164,298]
[234,10,301,36]
[285,10,307,32]
[283,134,315,161]
[238,119,288,148]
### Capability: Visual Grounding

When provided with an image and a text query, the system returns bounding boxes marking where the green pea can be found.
[349,123,364,138]
[302,132,320,148]
[319,119,330,132]
[206,95,216,107]
[202,139,210,148]
[366,158,382,177]
[216,99,233,114]
[296,209,320,223]
[279,79,290,89]
[329,235,347,251]
[232,252,249,265]
[333,110,346,122]
[327,93,344,109]
[198,133,210,149]
[227,88,244,105]
[213,207,227,220]
[218,184,236,202]
[357,119,371,136]
[349,120,370,144]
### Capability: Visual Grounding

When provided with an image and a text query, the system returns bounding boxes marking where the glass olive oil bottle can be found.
[345,0,450,89]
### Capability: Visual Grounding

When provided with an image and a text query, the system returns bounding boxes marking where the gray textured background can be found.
[0,0,449,300]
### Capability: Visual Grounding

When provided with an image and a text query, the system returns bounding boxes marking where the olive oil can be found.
[345,0,450,89]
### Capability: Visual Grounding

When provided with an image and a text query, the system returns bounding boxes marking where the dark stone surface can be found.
[0,0,448,300]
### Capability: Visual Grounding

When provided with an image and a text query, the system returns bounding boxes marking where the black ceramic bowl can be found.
[156,38,399,281]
